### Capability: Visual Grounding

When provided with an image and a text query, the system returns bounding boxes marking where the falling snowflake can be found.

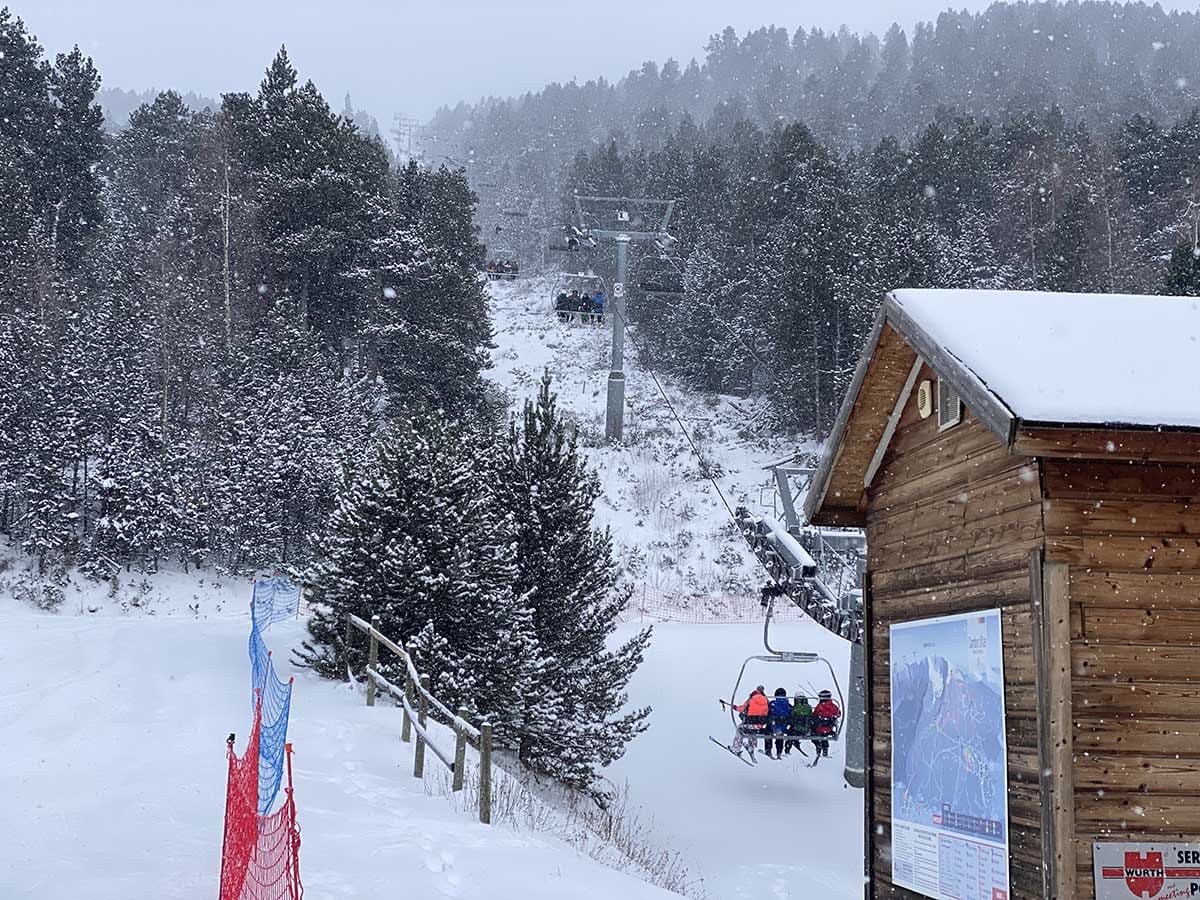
[383,287,397,300]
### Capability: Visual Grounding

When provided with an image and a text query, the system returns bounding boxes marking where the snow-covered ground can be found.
[0,276,861,900]
[490,278,864,898]
[0,593,863,900]
[0,601,683,899]
[486,277,813,599]
[609,620,863,900]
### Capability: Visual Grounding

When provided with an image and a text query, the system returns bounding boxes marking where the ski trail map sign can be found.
[889,609,1010,900]
[1094,843,1200,899]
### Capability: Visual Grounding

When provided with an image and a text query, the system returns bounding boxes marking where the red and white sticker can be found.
[1094,844,1200,899]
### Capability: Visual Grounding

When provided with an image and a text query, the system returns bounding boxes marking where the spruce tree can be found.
[1163,235,1200,296]
[299,412,539,743]
[498,372,651,795]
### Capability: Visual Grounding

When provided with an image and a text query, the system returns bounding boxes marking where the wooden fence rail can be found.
[346,614,493,824]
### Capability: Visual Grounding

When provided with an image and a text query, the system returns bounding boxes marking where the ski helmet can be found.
[818,689,832,700]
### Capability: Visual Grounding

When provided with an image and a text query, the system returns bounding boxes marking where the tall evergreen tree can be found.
[1163,234,1200,295]
[498,373,651,795]
[299,412,539,741]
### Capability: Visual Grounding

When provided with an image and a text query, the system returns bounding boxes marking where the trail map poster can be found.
[890,609,1010,900]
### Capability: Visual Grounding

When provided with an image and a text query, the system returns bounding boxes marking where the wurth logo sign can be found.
[1094,844,1200,900]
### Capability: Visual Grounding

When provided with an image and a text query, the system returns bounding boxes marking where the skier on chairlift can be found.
[730,684,769,760]
[812,689,841,758]
[786,692,813,755]
[764,687,792,759]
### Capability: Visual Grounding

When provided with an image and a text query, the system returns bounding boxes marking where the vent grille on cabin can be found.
[937,377,962,430]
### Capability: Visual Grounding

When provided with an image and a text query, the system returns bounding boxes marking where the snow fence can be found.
[620,586,810,625]
[219,578,303,900]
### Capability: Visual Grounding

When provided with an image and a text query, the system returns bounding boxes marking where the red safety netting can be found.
[220,698,303,900]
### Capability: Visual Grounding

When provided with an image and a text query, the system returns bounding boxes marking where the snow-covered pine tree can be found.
[498,372,651,796]
[299,411,539,743]
[1163,234,1200,295]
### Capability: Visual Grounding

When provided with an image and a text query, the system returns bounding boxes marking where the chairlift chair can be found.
[637,254,685,295]
[553,272,606,325]
[484,244,520,281]
[712,592,845,767]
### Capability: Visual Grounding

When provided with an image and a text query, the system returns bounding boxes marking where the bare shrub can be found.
[423,763,709,898]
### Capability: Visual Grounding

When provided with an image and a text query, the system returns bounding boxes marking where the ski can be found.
[709,736,756,766]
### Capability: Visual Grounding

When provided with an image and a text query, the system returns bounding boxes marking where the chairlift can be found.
[637,254,685,295]
[484,244,520,281]
[553,272,606,325]
[549,225,596,254]
[710,590,845,768]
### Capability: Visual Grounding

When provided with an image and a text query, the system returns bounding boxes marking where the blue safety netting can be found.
[252,576,302,631]
[249,618,294,815]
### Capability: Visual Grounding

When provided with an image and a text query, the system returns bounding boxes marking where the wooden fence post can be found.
[365,615,380,707]
[414,673,429,778]
[400,646,413,743]
[452,706,468,792]
[343,614,354,677]
[479,721,493,824]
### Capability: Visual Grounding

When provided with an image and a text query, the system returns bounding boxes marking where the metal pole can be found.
[843,640,866,789]
[844,557,867,790]
[605,235,629,442]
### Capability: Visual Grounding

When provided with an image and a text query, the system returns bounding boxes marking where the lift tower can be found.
[572,196,676,442]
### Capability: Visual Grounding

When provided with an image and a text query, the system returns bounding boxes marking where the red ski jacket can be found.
[813,699,841,735]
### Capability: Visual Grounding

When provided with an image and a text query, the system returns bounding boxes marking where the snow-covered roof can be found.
[804,287,1200,526]
[890,288,1200,429]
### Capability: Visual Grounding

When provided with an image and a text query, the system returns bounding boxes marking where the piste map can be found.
[890,610,1009,900]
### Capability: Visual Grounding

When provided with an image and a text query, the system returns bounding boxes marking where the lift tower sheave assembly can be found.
[572,196,676,443]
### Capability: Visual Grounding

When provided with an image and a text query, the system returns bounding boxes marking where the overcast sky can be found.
[19,0,1197,130]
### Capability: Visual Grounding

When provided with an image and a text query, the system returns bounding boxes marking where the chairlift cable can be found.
[653,252,783,386]
[611,304,738,523]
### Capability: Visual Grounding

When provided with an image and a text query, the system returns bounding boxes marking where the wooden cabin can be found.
[804,289,1200,900]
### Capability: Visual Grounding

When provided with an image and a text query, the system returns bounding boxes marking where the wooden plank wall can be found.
[865,367,1045,899]
[1043,458,1200,899]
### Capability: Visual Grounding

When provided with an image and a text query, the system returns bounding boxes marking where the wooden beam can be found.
[1015,427,1200,463]
[1029,550,1053,899]
[1036,555,1077,899]
[863,569,876,894]
[804,307,888,524]
[883,294,1017,447]
[864,356,924,489]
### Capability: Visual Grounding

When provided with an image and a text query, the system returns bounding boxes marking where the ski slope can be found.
[610,619,863,899]
[486,277,814,600]
[487,278,864,898]
[0,601,682,900]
